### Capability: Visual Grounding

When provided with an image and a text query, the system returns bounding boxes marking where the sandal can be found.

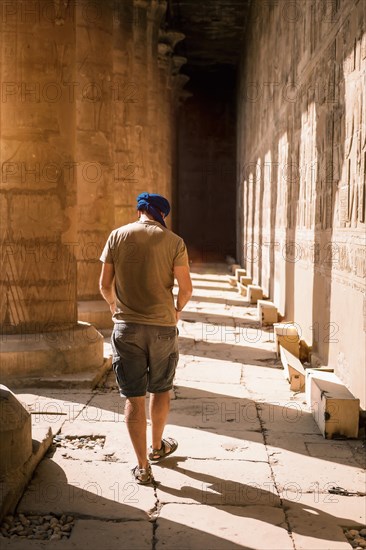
[148,437,178,462]
[131,463,153,485]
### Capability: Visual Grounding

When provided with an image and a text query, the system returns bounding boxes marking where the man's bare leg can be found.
[150,391,170,450]
[125,396,148,469]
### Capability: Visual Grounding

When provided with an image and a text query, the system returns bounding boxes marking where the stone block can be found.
[239,275,252,286]
[234,268,246,280]
[237,282,247,296]
[247,284,263,304]
[257,300,278,326]
[0,386,32,478]
[279,345,305,392]
[0,323,104,379]
[305,367,334,407]
[227,275,237,287]
[273,323,300,358]
[309,372,360,439]
[230,263,241,274]
[0,420,53,522]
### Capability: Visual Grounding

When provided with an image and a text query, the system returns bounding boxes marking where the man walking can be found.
[99,192,192,484]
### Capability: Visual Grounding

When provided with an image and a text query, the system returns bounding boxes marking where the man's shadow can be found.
[153,456,355,544]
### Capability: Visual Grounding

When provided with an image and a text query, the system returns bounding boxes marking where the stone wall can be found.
[237,0,366,407]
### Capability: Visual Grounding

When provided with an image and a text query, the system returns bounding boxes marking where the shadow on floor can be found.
[177,335,277,364]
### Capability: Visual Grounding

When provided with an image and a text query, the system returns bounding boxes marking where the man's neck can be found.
[139,212,155,222]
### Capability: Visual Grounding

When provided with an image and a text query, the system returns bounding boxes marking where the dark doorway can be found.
[177,66,237,262]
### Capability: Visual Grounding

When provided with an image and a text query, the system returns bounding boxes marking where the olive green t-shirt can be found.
[100,220,189,326]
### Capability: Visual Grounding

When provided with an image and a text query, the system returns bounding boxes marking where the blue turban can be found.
[136,192,171,227]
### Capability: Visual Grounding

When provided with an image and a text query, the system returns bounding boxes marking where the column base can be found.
[0,322,105,381]
[78,300,114,330]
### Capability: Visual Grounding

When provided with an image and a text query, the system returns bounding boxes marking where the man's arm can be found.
[174,265,193,321]
[99,262,116,313]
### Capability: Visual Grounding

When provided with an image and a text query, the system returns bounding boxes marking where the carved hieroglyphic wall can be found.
[237,0,366,407]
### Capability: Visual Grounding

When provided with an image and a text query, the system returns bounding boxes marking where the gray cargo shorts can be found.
[111,323,179,398]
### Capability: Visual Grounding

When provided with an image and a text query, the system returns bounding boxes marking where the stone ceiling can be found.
[168,0,252,70]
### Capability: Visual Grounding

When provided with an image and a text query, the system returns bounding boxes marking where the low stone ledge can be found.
[273,322,300,358]
[280,345,305,392]
[239,275,252,286]
[308,371,360,439]
[227,275,237,286]
[247,284,263,304]
[230,263,241,274]
[257,300,278,326]
[234,268,247,280]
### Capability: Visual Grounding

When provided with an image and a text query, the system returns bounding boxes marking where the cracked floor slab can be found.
[17,458,156,520]
[154,503,294,550]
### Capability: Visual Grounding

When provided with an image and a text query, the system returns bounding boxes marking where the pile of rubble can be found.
[53,435,105,451]
[0,513,75,541]
[344,528,366,549]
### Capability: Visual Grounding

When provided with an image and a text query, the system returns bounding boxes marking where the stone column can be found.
[171,71,190,230]
[75,1,114,326]
[113,0,151,226]
[157,31,184,227]
[113,0,134,227]
[147,0,167,193]
[157,42,172,215]
[0,1,103,379]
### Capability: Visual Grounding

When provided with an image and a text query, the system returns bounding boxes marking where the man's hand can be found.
[174,265,193,319]
[175,308,181,323]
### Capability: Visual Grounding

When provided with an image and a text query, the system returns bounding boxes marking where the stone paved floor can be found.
[3,264,366,549]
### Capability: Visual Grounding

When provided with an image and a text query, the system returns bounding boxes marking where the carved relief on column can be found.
[298,101,317,229]
[0,0,104,378]
[157,30,185,218]
[130,0,150,196]
[0,1,77,332]
[147,0,167,193]
[172,73,191,105]
[113,0,135,227]
[76,1,114,302]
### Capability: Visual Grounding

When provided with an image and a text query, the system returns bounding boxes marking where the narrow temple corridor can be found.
[1,0,365,405]
[0,0,365,548]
